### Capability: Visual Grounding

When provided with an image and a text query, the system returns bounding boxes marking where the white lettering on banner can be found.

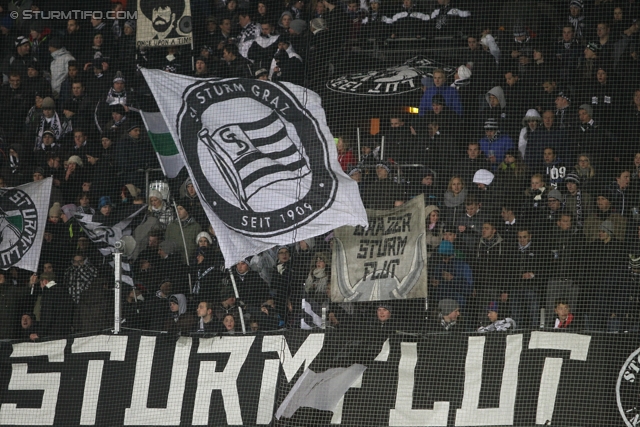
[330,373,363,424]
[262,334,325,382]
[0,340,66,425]
[389,343,449,426]
[124,336,192,425]
[528,332,591,425]
[192,336,255,425]
[256,334,325,423]
[71,335,129,425]
[455,335,523,426]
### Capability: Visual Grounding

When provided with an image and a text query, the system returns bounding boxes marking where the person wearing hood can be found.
[179,178,208,227]
[478,118,514,171]
[165,204,202,264]
[419,68,463,116]
[518,108,541,161]
[164,294,195,335]
[441,175,468,225]
[48,37,75,99]
[477,301,516,332]
[481,86,508,133]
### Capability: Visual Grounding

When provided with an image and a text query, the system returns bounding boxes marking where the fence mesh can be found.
[0,0,639,425]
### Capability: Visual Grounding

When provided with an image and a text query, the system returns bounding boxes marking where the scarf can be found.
[434,4,450,29]
[574,190,583,227]
[36,113,65,150]
[9,154,19,175]
[440,315,456,331]
[312,267,326,279]
[568,15,584,39]
[555,313,574,328]
[194,265,215,294]
[487,130,501,143]
[105,88,127,106]
[110,115,127,129]
[444,187,468,207]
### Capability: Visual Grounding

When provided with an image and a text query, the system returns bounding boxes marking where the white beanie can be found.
[457,65,472,80]
[196,231,213,245]
[473,169,495,186]
[149,189,163,200]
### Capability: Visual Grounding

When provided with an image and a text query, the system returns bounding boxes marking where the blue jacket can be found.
[479,133,514,170]
[419,86,463,116]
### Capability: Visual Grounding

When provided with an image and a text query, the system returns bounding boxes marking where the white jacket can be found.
[50,48,75,97]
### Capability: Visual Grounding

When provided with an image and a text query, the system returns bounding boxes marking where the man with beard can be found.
[140,0,186,40]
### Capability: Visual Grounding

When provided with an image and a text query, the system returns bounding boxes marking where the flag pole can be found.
[172,200,193,295]
[227,269,247,334]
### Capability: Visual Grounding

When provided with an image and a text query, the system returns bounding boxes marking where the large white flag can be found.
[0,177,52,272]
[141,70,368,267]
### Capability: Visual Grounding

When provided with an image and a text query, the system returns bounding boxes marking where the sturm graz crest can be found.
[617,347,640,426]
[178,79,338,237]
[0,189,38,268]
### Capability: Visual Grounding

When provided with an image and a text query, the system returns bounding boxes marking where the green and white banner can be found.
[0,177,52,272]
[140,111,185,178]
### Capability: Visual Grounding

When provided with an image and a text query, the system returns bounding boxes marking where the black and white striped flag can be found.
[75,205,147,286]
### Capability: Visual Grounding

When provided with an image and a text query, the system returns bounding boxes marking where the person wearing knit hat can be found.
[196,231,213,246]
[563,171,591,227]
[67,155,83,167]
[547,188,564,202]
[97,196,113,209]
[376,161,391,174]
[49,202,62,219]
[438,240,455,256]
[348,166,362,182]
[124,20,136,31]
[42,97,56,110]
[600,219,615,237]
[289,19,307,34]
[578,104,593,118]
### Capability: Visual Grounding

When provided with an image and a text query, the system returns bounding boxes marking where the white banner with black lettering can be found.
[141,70,368,267]
[331,194,427,302]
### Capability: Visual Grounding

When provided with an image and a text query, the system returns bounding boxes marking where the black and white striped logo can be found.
[178,80,337,237]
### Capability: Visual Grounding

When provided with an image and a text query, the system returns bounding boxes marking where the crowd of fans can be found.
[1,0,640,341]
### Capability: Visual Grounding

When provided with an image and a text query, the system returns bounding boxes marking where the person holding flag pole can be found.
[171,200,193,295]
